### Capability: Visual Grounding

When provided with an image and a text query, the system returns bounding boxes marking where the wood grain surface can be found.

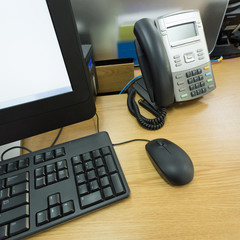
[24,58,240,240]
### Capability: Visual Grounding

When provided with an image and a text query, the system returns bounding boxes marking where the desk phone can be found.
[134,10,216,107]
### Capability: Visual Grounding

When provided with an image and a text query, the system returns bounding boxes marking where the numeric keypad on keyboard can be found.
[72,146,126,209]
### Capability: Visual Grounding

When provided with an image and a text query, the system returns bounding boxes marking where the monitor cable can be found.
[1,127,64,161]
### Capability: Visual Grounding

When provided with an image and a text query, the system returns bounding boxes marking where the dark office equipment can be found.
[145,139,194,186]
[0,132,130,239]
[0,0,96,146]
[0,0,130,239]
[211,0,240,58]
[128,10,216,130]
[82,44,98,99]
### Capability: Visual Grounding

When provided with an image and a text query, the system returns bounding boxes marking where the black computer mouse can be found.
[145,138,194,186]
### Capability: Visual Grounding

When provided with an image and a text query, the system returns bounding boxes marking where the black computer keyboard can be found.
[0,132,130,240]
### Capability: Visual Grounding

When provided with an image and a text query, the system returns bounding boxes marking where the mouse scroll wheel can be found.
[156,141,166,147]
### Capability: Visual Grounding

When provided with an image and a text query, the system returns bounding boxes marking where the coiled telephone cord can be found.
[127,87,167,130]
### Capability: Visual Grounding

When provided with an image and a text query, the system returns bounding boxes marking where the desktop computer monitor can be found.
[0,0,96,146]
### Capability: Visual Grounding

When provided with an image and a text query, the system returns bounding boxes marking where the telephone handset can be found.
[133,10,216,108]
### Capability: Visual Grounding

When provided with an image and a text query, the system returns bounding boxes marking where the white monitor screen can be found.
[0,0,72,110]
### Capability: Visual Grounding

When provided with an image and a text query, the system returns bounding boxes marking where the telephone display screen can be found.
[167,22,197,42]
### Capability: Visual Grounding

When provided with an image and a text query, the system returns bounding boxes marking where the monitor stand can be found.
[0,141,22,161]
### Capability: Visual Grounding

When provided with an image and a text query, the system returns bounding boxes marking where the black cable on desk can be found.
[127,87,167,130]
[1,146,32,161]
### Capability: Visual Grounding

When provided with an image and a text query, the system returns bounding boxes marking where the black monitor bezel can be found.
[0,0,96,145]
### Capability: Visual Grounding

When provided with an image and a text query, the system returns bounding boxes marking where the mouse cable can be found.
[112,138,150,146]
[95,110,150,146]
[127,87,167,130]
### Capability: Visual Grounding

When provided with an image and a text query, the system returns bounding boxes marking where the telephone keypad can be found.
[174,62,216,102]
[185,66,211,98]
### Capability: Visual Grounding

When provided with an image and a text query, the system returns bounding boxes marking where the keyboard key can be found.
[87,170,96,181]
[49,205,62,220]
[9,217,30,236]
[48,193,61,206]
[46,163,56,174]
[35,167,45,177]
[110,173,125,195]
[100,176,110,187]
[18,158,29,169]
[0,188,10,200]
[101,146,111,156]
[7,161,18,172]
[35,176,46,189]
[0,204,29,226]
[74,164,84,174]
[0,164,7,175]
[105,155,117,173]
[6,172,29,187]
[82,152,91,161]
[57,160,67,170]
[72,155,82,165]
[103,187,114,199]
[47,173,57,184]
[84,161,94,171]
[55,147,65,158]
[45,150,55,160]
[1,193,29,212]
[0,179,5,189]
[36,210,49,226]
[62,201,75,216]
[12,182,29,196]
[78,184,88,195]
[92,149,101,158]
[34,153,45,164]
[89,180,100,191]
[58,169,69,181]
[76,173,86,185]
[80,190,103,209]
[97,166,107,177]
[95,157,104,167]
[0,225,8,239]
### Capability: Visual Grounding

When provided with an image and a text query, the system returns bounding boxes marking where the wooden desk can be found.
[24,59,240,240]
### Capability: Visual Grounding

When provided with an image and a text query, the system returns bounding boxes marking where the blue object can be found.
[117,41,139,66]
[120,75,142,94]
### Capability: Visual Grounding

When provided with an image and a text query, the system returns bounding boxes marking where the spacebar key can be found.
[80,191,103,209]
